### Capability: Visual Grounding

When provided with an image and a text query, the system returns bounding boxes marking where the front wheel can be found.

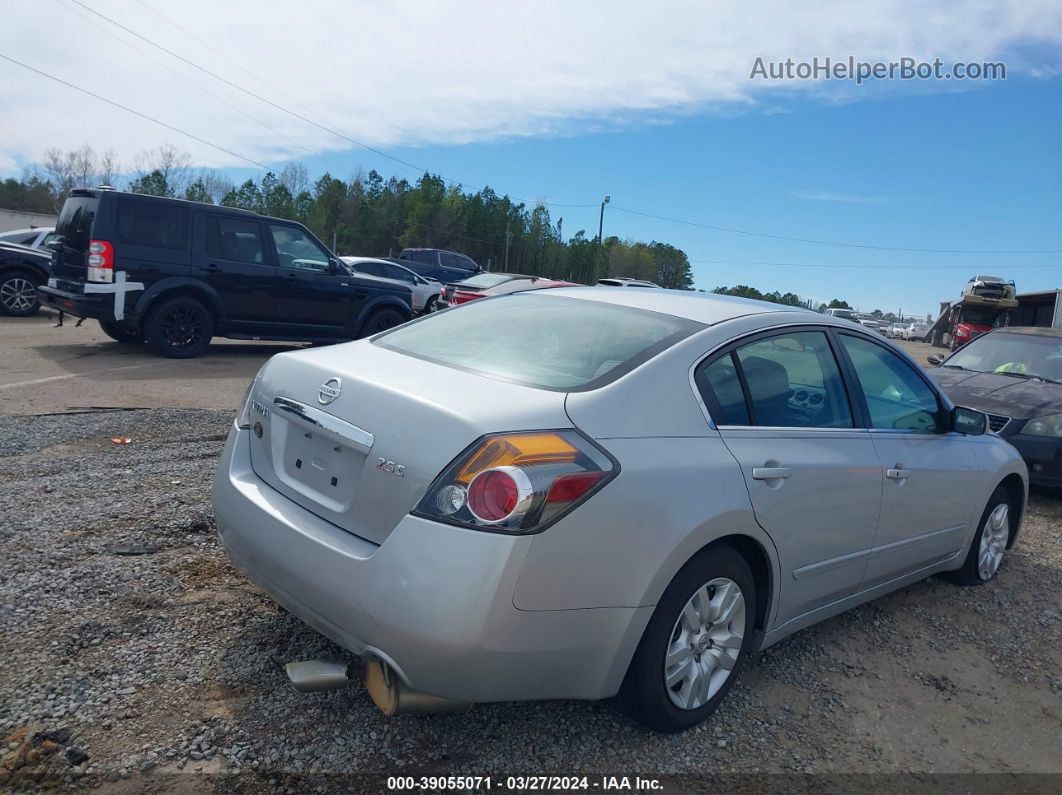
[360,307,407,337]
[621,545,756,732]
[944,486,1013,586]
[144,296,214,358]
[0,270,41,316]
[422,296,439,314]
[98,319,145,344]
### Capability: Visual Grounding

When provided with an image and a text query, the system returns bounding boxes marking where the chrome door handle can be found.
[752,467,792,480]
[886,468,912,479]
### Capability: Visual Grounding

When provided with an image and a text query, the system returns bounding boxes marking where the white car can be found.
[0,226,57,250]
[903,323,930,341]
[341,257,442,314]
[962,275,1016,302]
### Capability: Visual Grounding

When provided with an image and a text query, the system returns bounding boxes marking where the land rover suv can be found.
[38,190,413,358]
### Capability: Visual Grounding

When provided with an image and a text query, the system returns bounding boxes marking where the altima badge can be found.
[318,377,342,405]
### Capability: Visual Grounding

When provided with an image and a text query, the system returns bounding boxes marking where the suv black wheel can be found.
[145,296,214,358]
[98,319,145,344]
[621,544,756,732]
[361,307,407,336]
[0,270,41,317]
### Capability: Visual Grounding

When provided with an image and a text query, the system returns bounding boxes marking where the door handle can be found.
[886,467,912,479]
[752,467,792,480]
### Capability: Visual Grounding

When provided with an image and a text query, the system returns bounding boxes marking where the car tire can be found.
[0,269,41,317]
[943,486,1014,586]
[98,319,145,344]
[144,296,214,358]
[621,544,756,733]
[423,296,439,314]
[360,307,407,337]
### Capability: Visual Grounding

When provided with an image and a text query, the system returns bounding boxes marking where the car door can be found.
[195,212,274,333]
[836,333,978,586]
[378,262,423,310]
[696,328,883,626]
[268,223,355,335]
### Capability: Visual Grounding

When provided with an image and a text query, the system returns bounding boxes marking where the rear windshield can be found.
[55,196,98,251]
[457,273,522,289]
[374,293,702,390]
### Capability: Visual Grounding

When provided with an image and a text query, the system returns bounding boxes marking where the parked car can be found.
[962,275,1016,302]
[213,289,1026,732]
[397,248,481,284]
[446,275,578,306]
[884,323,907,339]
[0,240,52,316]
[439,272,531,306]
[597,277,661,288]
[927,326,1062,488]
[341,256,441,314]
[822,307,857,321]
[37,189,413,358]
[0,226,58,250]
[855,316,887,334]
[903,322,930,341]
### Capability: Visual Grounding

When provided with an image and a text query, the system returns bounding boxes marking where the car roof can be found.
[542,286,810,324]
[990,326,1062,338]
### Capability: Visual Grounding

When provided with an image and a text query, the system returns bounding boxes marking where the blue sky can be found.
[2,1,1060,317]
[250,77,1062,317]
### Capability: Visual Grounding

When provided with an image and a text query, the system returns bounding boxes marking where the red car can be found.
[443,273,579,306]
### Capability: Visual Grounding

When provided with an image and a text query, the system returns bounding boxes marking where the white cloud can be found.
[1,0,1060,175]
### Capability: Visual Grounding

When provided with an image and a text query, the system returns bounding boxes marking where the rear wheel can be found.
[423,295,439,314]
[0,270,41,317]
[944,486,1013,586]
[622,545,756,732]
[98,319,144,344]
[360,307,407,337]
[144,296,213,358]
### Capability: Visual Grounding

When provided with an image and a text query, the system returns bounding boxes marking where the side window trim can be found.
[833,330,948,435]
[692,323,866,432]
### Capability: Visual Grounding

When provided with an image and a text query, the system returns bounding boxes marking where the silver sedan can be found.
[212,288,1027,732]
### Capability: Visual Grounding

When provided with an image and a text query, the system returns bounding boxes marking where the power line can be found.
[613,205,1061,255]
[691,258,1060,270]
[0,52,270,170]
[65,0,597,210]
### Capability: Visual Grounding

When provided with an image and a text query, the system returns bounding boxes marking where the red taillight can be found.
[87,239,114,283]
[468,467,530,523]
[546,471,606,503]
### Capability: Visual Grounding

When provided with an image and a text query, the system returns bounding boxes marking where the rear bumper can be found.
[212,428,648,703]
[38,284,113,320]
[1007,434,1062,488]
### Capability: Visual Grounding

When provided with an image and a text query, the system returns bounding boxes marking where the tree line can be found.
[1,144,694,288]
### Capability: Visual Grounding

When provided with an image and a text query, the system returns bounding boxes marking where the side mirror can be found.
[327,258,340,274]
[926,354,944,367]
[952,406,987,435]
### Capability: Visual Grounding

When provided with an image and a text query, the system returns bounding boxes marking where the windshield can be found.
[958,306,1002,326]
[374,293,702,390]
[946,331,1062,382]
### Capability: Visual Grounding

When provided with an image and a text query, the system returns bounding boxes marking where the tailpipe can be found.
[284,658,470,715]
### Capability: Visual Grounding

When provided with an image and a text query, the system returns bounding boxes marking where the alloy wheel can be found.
[1,277,36,312]
[161,305,205,349]
[978,503,1009,580]
[664,578,745,710]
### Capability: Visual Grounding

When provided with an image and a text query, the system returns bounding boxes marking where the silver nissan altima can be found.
[212,288,1027,732]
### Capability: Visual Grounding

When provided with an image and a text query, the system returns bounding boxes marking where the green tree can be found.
[184,179,212,204]
[128,169,171,197]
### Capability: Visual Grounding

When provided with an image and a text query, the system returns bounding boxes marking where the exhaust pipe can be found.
[284,658,470,715]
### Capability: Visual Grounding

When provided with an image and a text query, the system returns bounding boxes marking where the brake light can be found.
[87,239,113,283]
[416,431,617,533]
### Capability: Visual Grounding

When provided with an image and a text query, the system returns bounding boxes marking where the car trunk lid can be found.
[248,340,572,545]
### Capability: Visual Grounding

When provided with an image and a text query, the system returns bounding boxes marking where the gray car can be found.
[212,288,1027,732]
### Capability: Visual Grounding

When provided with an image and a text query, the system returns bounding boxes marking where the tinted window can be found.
[0,231,38,245]
[375,294,700,390]
[840,335,944,432]
[732,331,852,428]
[405,250,435,265]
[271,224,329,271]
[399,259,434,276]
[116,197,188,250]
[439,252,461,267]
[205,216,263,264]
[456,254,477,270]
[353,261,383,277]
[696,353,750,425]
[382,264,414,282]
[55,197,98,251]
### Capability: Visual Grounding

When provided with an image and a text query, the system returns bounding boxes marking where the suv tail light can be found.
[87,239,114,283]
[415,431,617,534]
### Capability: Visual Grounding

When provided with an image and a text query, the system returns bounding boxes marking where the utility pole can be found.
[597,195,610,243]
[504,221,512,270]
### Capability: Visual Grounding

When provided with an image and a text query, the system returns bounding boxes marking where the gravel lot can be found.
[1,405,1060,792]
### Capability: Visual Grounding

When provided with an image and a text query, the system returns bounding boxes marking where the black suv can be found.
[397,248,481,283]
[0,240,52,317]
[38,190,413,358]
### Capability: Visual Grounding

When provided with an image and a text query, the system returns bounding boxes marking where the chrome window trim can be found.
[272,396,375,453]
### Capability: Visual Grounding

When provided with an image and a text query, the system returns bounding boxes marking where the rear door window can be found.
[116,197,188,250]
[381,263,415,282]
[205,216,264,264]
